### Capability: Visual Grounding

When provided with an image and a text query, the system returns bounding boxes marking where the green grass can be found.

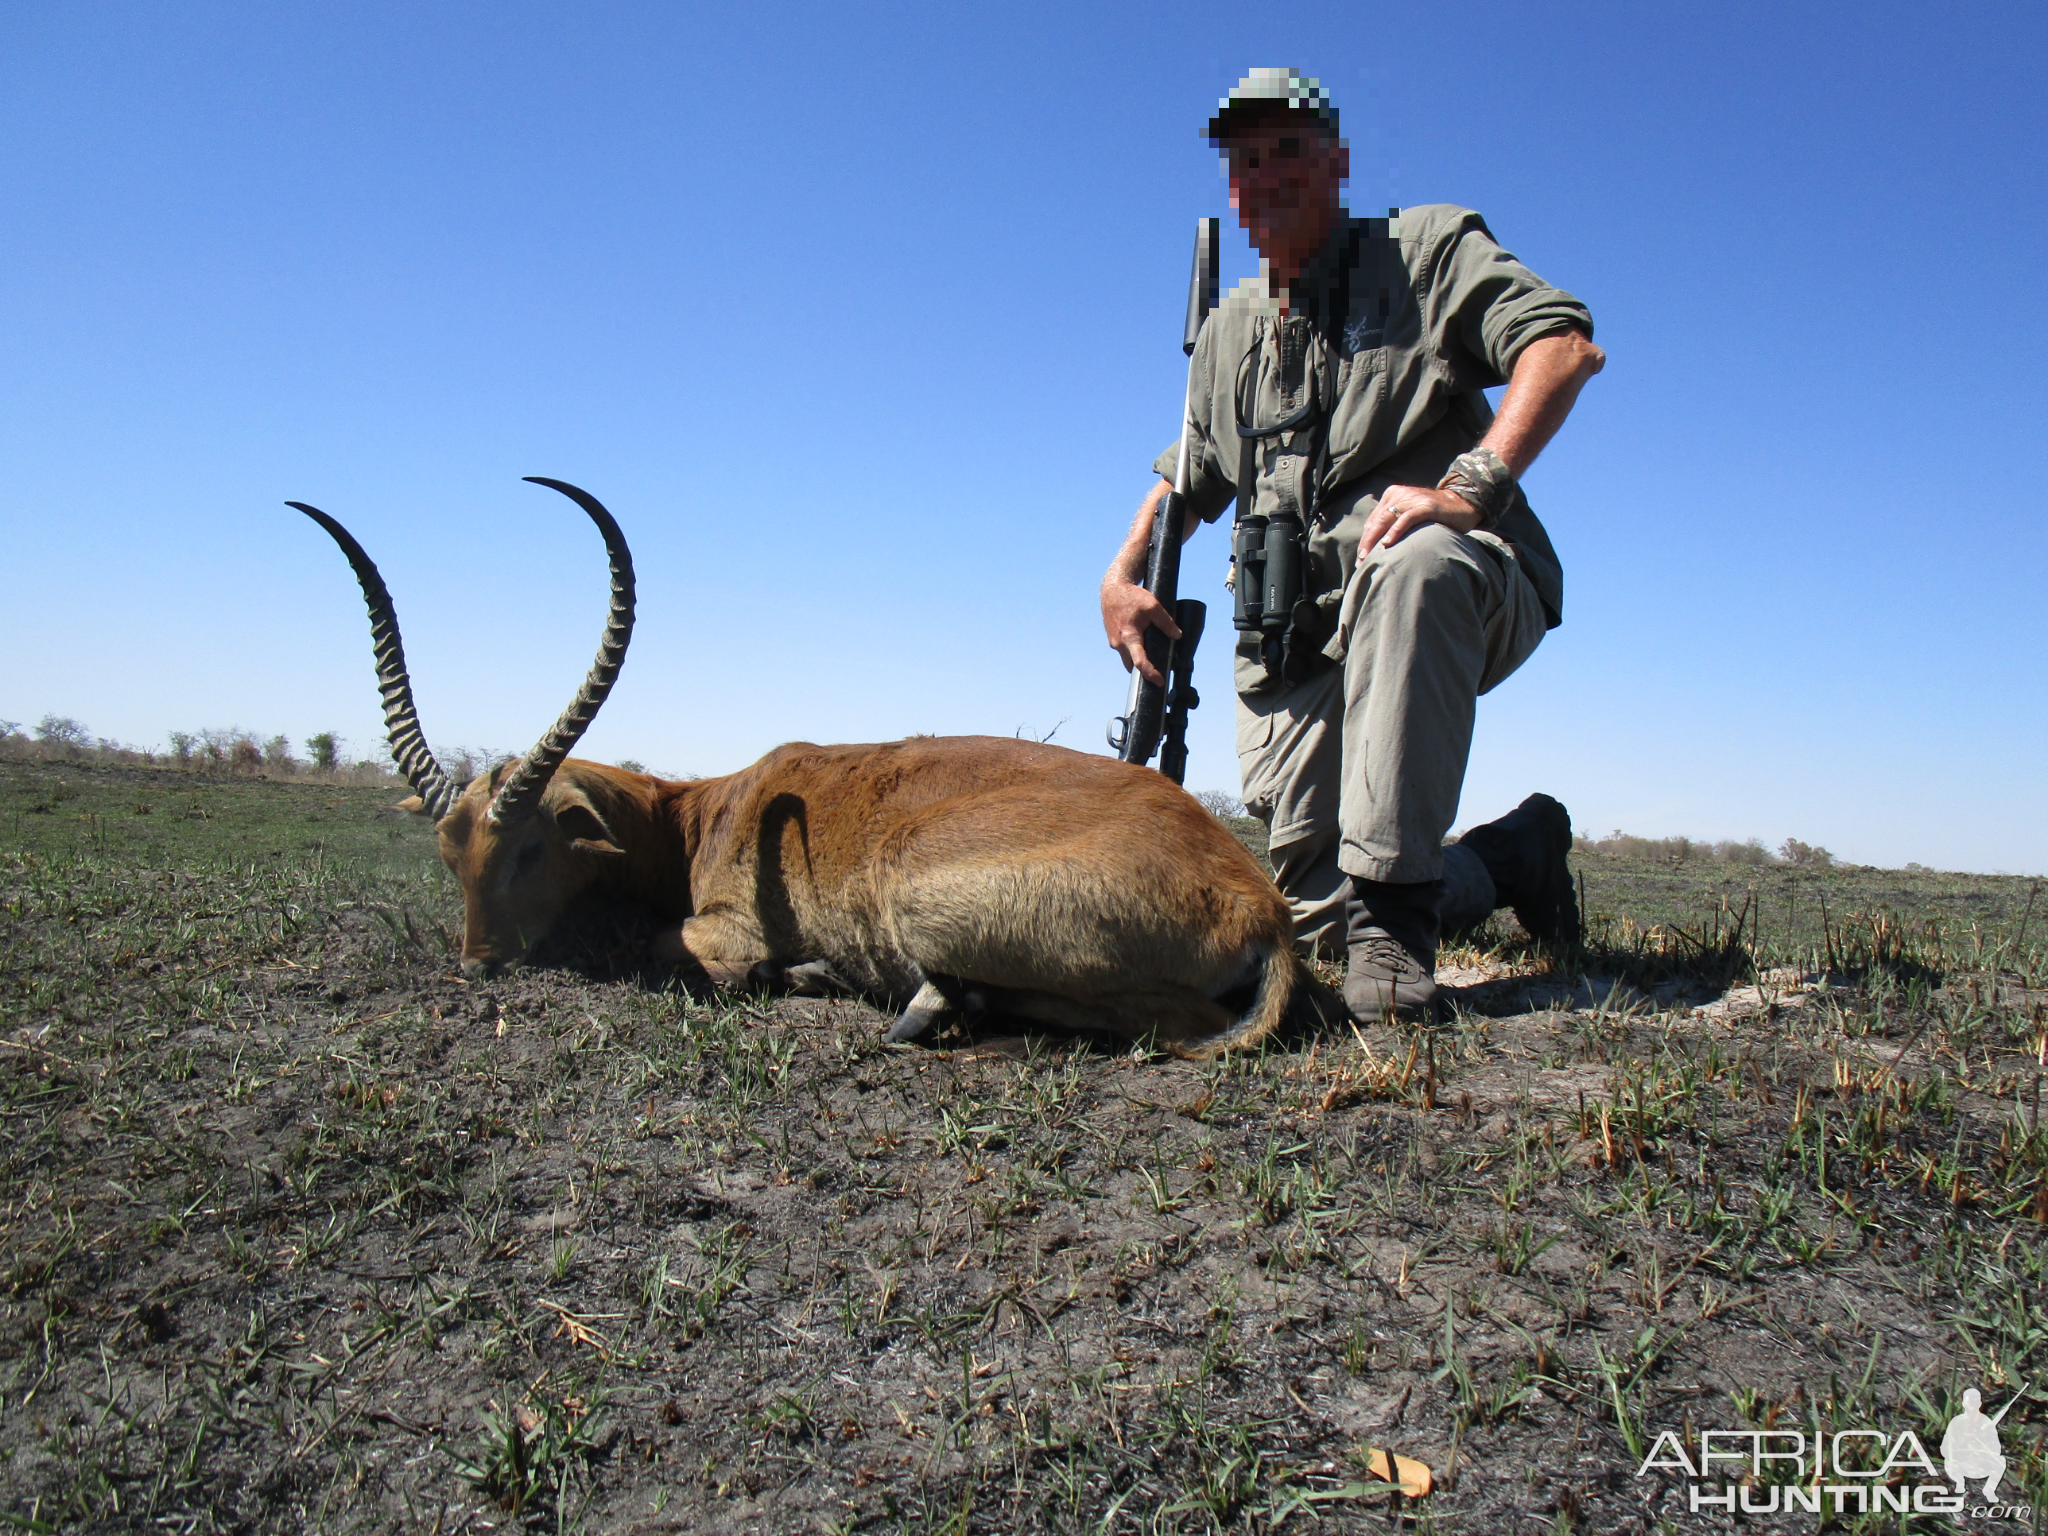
[0,753,432,877]
[1572,848,2044,984]
[1,757,2043,1532]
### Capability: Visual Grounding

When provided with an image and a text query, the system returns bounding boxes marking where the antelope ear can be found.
[554,797,625,857]
[395,795,431,817]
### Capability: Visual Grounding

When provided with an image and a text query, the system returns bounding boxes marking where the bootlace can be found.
[1350,932,1427,979]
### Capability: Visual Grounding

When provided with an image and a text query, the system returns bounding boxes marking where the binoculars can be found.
[1231,509,1306,664]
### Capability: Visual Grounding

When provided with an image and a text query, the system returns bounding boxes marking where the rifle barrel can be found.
[1183,218,1219,356]
[1988,1383,2028,1426]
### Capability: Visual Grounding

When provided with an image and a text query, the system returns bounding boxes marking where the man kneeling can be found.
[1101,69,1602,1021]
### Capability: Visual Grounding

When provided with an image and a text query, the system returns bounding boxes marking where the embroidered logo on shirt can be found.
[1342,313,1383,356]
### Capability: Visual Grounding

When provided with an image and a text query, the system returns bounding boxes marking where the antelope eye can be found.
[513,841,545,878]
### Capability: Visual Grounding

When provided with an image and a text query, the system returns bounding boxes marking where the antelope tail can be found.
[1187,945,1342,1060]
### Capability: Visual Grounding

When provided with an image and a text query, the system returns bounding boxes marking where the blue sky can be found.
[2,1,2042,872]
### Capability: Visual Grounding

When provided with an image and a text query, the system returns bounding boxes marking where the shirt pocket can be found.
[1322,348,1388,472]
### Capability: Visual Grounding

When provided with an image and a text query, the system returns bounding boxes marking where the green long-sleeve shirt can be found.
[1152,204,1592,689]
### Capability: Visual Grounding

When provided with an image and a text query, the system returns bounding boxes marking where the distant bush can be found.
[34,715,92,752]
[1779,838,1834,869]
[1719,837,1775,866]
[437,746,514,787]
[1194,789,1246,819]
[194,727,258,773]
[307,732,341,772]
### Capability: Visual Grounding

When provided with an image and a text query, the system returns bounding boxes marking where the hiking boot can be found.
[1455,793,1580,945]
[1343,877,1442,1022]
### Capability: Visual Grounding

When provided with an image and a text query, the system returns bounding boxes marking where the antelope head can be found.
[294,478,637,977]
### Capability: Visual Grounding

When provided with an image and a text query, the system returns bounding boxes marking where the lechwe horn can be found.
[290,500,461,820]
[487,477,636,825]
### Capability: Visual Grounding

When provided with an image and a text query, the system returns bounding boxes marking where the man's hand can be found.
[1102,575,1183,684]
[1359,484,1481,555]
[1101,478,1186,685]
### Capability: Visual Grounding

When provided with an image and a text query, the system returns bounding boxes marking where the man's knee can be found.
[1365,523,1483,601]
[1268,822,1336,885]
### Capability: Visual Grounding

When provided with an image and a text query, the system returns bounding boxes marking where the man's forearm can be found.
[1365,330,1602,551]
[1106,478,1183,588]
[1480,330,1605,478]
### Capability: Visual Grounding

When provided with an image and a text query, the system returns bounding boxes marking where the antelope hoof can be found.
[885,1005,944,1044]
[886,981,953,1044]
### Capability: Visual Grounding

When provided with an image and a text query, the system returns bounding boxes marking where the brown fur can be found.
[413,735,1340,1057]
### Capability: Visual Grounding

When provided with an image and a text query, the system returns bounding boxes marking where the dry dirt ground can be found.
[2,759,2045,1534]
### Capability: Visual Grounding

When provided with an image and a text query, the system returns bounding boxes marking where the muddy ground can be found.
[2,759,2044,1533]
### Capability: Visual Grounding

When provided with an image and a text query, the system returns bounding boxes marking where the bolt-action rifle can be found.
[1108,218,1220,785]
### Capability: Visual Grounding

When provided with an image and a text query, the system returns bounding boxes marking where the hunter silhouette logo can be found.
[1943,1386,2020,1501]
[1634,1382,2032,1521]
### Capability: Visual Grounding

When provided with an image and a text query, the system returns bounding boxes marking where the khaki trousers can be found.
[1235,525,1550,956]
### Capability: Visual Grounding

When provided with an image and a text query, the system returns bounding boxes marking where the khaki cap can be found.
[1205,68,1338,144]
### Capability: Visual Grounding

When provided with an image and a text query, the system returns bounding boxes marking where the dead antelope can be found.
[295,478,1340,1056]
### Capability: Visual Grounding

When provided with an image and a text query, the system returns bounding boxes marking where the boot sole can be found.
[1512,797,1580,945]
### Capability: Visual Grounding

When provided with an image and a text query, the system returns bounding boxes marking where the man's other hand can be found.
[1359,485,1482,554]
[1101,576,1183,685]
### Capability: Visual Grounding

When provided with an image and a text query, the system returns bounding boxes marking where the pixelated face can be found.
[1221,115,1347,253]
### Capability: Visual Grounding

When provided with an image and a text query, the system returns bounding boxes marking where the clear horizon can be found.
[3,2,2042,874]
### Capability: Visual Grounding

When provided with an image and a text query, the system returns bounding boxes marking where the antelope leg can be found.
[782,959,853,995]
[656,913,774,988]
[734,957,853,994]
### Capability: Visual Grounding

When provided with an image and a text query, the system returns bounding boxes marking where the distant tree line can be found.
[0,727,1858,870]
[1573,828,1836,869]
[0,717,681,790]
[0,715,393,784]
[1190,791,1840,870]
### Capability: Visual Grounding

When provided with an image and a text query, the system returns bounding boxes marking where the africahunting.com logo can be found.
[1634,1384,2031,1520]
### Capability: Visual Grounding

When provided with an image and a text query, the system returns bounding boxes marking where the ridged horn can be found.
[487,478,637,825]
[290,501,461,821]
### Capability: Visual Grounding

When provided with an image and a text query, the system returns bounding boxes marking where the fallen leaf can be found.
[1361,1447,1432,1498]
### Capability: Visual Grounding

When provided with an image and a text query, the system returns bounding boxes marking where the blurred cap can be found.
[1205,68,1338,144]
